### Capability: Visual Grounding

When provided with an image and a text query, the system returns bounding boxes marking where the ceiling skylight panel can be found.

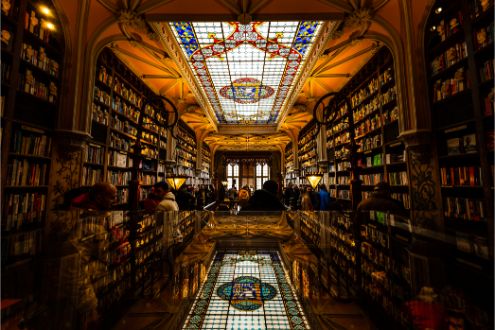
[169,20,322,124]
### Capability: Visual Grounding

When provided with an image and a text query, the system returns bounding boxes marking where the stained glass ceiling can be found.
[169,21,323,125]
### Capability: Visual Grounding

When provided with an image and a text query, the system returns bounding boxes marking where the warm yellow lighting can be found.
[44,21,56,31]
[306,174,322,189]
[39,5,53,16]
[430,25,436,32]
[165,176,187,191]
[434,7,442,14]
[221,180,228,187]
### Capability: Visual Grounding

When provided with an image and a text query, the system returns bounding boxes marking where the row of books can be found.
[349,68,393,108]
[6,159,48,186]
[86,144,105,164]
[11,128,51,156]
[430,42,468,76]
[109,170,131,186]
[479,59,494,82]
[109,151,131,168]
[139,173,157,186]
[389,171,408,186]
[20,43,60,77]
[3,192,46,231]
[444,197,485,221]
[82,167,103,186]
[352,86,396,122]
[432,68,468,102]
[440,166,483,186]
[20,69,58,103]
[360,173,385,185]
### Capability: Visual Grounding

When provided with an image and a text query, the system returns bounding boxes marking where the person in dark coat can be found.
[357,182,408,217]
[241,180,287,212]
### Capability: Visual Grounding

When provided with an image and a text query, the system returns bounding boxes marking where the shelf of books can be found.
[321,212,358,300]
[358,211,413,328]
[176,120,196,185]
[1,0,63,270]
[325,47,409,211]
[298,120,318,181]
[198,143,211,185]
[284,142,298,186]
[425,0,493,327]
[88,48,169,208]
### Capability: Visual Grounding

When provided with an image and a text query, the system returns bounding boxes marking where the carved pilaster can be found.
[48,143,84,212]
[401,130,444,230]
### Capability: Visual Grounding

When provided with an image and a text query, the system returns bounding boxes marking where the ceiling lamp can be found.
[166,174,188,191]
[306,172,323,189]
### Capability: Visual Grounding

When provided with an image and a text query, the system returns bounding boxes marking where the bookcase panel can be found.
[425,0,493,327]
[86,47,173,207]
[1,0,64,269]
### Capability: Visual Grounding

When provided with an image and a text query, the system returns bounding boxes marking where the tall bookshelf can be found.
[284,142,298,186]
[325,47,410,211]
[1,0,63,272]
[425,0,493,327]
[198,142,211,185]
[298,120,318,185]
[87,48,170,208]
[176,120,196,185]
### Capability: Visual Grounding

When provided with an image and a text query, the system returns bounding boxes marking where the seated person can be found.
[241,180,287,212]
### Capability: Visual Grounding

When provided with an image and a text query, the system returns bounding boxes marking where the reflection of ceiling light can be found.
[434,7,442,14]
[430,25,437,31]
[44,21,56,31]
[39,5,52,16]
[306,173,322,189]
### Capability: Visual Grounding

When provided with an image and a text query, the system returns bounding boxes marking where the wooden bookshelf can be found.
[87,48,172,207]
[425,0,493,327]
[324,47,410,210]
[1,0,63,267]
[297,119,318,184]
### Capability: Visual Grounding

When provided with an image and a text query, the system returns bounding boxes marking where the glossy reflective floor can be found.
[112,212,375,330]
[183,250,309,329]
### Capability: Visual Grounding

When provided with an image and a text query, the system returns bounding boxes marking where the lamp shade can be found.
[166,175,187,190]
[306,173,323,189]
[221,180,228,187]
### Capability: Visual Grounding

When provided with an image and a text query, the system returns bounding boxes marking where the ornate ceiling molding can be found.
[151,22,219,131]
[276,20,340,130]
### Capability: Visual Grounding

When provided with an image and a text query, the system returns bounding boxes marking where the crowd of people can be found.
[61,179,406,215]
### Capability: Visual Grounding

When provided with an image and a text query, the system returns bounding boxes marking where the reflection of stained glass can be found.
[217,275,277,310]
[169,21,323,124]
[182,250,310,329]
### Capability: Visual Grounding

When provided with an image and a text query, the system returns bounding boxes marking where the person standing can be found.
[156,181,179,211]
[241,180,287,212]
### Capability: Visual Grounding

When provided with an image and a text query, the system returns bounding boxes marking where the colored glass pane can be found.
[169,21,322,124]
[183,250,310,329]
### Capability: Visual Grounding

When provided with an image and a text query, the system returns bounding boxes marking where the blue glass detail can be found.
[217,276,277,311]
[293,21,319,55]
[171,22,199,56]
